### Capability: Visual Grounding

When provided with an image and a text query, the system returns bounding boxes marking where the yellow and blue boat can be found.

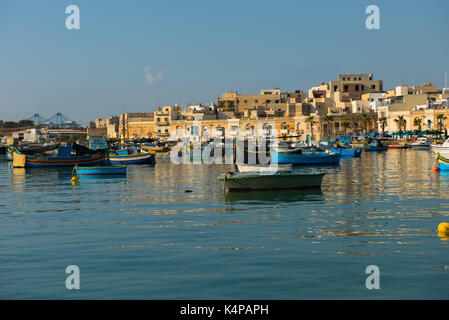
[437,153,449,171]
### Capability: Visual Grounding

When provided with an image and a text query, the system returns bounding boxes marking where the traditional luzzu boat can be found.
[12,144,106,168]
[271,150,341,165]
[108,150,155,165]
[331,147,362,158]
[437,153,449,171]
[74,165,127,177]
[219,171,325,191]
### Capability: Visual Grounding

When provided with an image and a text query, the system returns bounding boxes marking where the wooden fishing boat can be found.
[271,151,341,165]
[437,153,449,171]
[108,151,155,165]
[74,165,127,176]
[331,147,362,158]
[237,164,292,173]
[219,172,325,191]
[141,145,170,153]
[12,147,105,168]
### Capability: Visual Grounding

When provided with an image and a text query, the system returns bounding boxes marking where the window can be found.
[255,99,258,103]
[344,85,349,92]
[334,85,338,91]
[362,85,365,91]
[371,85,376,89]
[354,77,357,80]
[244,100,248,103]
[355,85,360,91]
[358,77,361,80]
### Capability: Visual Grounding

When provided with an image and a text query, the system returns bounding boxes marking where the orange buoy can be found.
[433,166,440,172]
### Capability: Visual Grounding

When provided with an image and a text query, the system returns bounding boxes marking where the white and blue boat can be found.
[108,150,155,165]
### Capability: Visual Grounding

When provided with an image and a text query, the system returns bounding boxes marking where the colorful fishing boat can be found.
[331,147,362,158]
[108,151,155,165]
[74,165,127,177]
[219,172,325,191]
[12,147,105,168]
[437,153,449,171]
[271,151,341,165]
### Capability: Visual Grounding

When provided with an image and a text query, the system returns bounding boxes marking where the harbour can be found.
[1,149,449,299]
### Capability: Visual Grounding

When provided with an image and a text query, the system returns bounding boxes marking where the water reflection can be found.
[223,188,324,203]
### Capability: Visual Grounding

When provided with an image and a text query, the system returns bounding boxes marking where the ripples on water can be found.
[0,150,449,299]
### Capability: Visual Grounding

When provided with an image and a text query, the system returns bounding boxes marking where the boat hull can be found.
[438,154,449,171]
[13,148,106,168]
[108,152,155,165]
[237,164,292,173]
[271,151,341,165]
[411,144,431,150]
[431,145,449,155]
[220,172,325,191]
[75,165,127,176]
[331,148,362,157]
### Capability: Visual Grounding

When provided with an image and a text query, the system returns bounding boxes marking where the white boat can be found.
[237,164,292,173]
[410,137,432,150]
[431,138,449,155]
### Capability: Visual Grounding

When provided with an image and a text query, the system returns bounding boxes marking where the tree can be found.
[394,115,406,133]
[341,121,350,134]
[305,116,316,142]
[361,113,369,133]
[378,117,387,135]
[436,114,447,133]
[413,117,422,131]
[322,115,334,139]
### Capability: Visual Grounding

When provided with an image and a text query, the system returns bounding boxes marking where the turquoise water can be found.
[1,150,449,299]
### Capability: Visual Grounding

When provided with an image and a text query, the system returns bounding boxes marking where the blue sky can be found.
[0,0,448,125]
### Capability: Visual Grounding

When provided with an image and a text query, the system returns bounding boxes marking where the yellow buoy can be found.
[438,222,449,233]
[71,176,79,185]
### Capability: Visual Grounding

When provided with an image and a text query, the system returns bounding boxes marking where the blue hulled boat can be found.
[12,146,106,168]
[108,151,155,165]
[271,151,341,165]
[75,165,127,177]
[331,147,362,158]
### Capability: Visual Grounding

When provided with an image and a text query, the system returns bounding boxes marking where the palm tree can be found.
[361,113,369,133]
[378,117,387,135]
[436,114,447,134]
[341,121,350,134]
[394,115,406,133]
[305,116,316,142]
[413,117,422,131]
[322,115,334,139]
